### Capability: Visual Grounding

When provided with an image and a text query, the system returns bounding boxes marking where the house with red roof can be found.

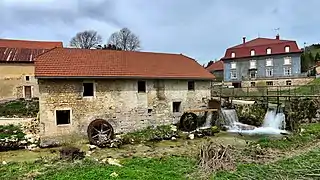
[221,34,311,87]
[0,38,63,100]
[34,48,214,140]
[206,60,224,81]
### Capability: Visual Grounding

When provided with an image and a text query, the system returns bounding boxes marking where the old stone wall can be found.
[38,79,211,138]
[241,77,314,91]
[0,63,39,100]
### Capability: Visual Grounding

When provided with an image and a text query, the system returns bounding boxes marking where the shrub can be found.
[0,99,39,118]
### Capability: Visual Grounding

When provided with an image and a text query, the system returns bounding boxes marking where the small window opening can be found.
[148,109,152,113]
[250,82,256,87]
[138,81,146,93]
[286,80,292,86]
[25,76,30,81]
[188,81,195,91]
[266,81,273,86]
[173,102,181,113]
[83,83,94,97]
[56,110,71,125]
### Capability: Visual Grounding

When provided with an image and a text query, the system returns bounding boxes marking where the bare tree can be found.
[108,28,141,51]
[70,30,102,49]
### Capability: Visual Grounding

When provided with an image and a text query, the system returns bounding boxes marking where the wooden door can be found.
[24,86,32,99]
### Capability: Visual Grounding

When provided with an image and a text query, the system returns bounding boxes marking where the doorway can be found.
[24,86,32,99]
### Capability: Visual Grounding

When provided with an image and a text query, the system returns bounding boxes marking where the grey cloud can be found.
[0,0,319,63]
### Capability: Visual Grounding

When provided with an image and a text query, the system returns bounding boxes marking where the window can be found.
[173,102,181,113]
[25,76,30,81]
[250,50,255,56]
[138,81,146,93]
[231,62,236,69]
[266,68,273,77]
[285,46,290,53]
[284,67,292,76]
[266,48,272,54]
[250,82,256,87]
[266,58,273,66]
[286,80,292,86]
[56,110,71,125]
[148,109,152,114]
[250,60,256,69]
[231,52,236,58]
[230,71,237,79]
[266,81,273,86]
[284,57,291,65]
[188,81,195,91]
[250,71,257,78]
[83,82,94,97]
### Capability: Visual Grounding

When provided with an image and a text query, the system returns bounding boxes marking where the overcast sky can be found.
[0,0,318,64]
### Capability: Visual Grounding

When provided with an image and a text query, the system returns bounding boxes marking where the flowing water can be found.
[221,108,289,135]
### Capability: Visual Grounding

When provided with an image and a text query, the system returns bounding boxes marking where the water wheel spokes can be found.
[87,119,114,147]
[180,112,198,132]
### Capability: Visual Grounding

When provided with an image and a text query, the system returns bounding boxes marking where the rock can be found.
[110,172,119,178]
[171,137,177,141]
[101,158,107,163]
[88,144,97,151]
[170,125,177,132]
[107,158,122,167]
[2,161,7,165]
[27,144,38,151]
[40,139,60,148]
[188,134,194,140]
[24,134,34,139]
[20,140,28,144]
[28,138,35,144]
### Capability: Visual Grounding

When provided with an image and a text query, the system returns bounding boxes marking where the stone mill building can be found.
[34,48,214,140]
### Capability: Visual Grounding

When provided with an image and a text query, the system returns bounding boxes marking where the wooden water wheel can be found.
[87,119,114,147]
[179,112,198,132]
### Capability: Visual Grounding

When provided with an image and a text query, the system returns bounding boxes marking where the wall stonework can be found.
[38,79,211,138]
[0,63,39,100]
[241,77,314,87]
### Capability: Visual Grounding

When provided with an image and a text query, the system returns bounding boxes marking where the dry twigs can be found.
[198,141,236,173]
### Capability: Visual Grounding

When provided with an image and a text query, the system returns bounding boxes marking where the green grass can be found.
[0,156,197,180]
[254,123,320,150]
[214,148,320,180]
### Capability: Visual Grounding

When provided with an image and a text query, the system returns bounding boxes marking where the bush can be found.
[0,124,25,139]
[0,99,39,118]
[122,125,179,144]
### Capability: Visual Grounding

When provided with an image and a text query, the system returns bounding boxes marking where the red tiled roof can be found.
[206,60,224,72]
[0,39,63,62]
[35,48,215,79]
[222,36,302,60]
[0,39,63,49]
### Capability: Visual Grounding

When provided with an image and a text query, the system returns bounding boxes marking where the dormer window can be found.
[231,52,236,58]
[250,50,255,56]
[266,48,272,55]
[285,46,290,53]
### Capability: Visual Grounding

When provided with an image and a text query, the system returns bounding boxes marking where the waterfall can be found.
[263,110,286,129]
[220,109,239,128]
[222,108,289,135]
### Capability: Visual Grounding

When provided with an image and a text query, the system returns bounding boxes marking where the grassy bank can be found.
[0,156,196,180]
[214,148,320,180]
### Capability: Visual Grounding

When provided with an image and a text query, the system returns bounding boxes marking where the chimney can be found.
[276,34,280,40]
[243,36,246,44]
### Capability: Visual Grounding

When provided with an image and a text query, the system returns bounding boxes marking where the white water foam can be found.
[221,108,289,135]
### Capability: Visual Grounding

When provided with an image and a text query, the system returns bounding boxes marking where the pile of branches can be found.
[198,141,235,173]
